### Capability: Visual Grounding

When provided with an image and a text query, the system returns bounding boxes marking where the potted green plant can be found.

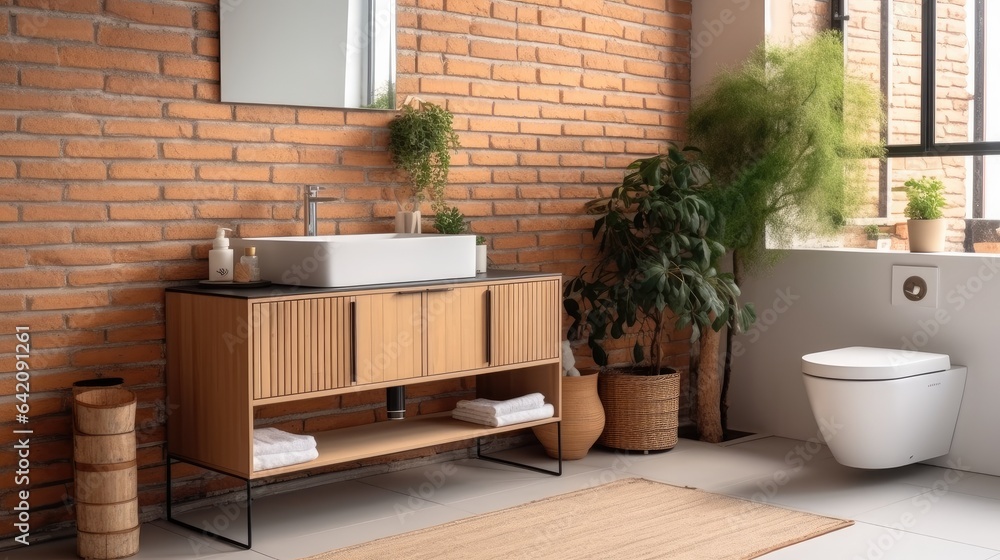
[863,224,892,250]
[688,31,885,439]
[387,100,460,233]
[564,145,755,451]
[432,206,466,235]
[899,176,946,252]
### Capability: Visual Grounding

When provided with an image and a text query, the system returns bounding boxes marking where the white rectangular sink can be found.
[231,234,477,288]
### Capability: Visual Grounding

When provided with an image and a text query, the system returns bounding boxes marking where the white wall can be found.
[729,249,1000,475]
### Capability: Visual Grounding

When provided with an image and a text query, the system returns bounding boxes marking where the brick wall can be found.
[0,0,692,540]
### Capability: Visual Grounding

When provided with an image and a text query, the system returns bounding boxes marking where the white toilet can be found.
[801,346,967,469]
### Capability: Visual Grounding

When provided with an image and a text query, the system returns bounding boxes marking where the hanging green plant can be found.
[387,101,460,213]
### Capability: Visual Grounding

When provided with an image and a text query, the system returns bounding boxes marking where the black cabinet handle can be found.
[349,300,357,384]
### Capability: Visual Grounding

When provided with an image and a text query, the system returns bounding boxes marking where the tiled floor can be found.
[9,435,1000,559]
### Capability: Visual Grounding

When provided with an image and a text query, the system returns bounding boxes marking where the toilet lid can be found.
[802,346,950,381]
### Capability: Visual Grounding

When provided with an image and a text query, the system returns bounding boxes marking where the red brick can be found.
[469,21,516,40]
[492,65,537,83]
[106,76,194,99]
[72,96,163,118]
[20,68,104,90]
[198,164,271,182]
[194,10,218,31]
[15,14,94,41]
[65,139,157,159]
[98,25,192,53]
[163,183,233,200]
[72,343,162,367]
[106,0,193,28]
[60,45,159,73]
[272,167,365,185]
[0,41,59,64]
[235,146,298,163]
[518,86,561,103]
[195,36,218,57]
[66,184,160,201]
[109,203,194,220]
[235,106,296,124]
[163,103,230,123]
[69,263,161,285]
[470,40,517,61]
[197,122,271,142]
[109,162,194,180]
[22,203,106,221]
[0,248,26,268]
[20,161,106,180]
[537,47,582,67]
[28,291,109,311]
[0,139,60,157]
[163,57,218,80]
[297,109,347,126]
[420,12,471,33]
[194,202,271,220]
[73,224,162,243]
[105,120,194,138]
[0,294,25,312]
[273,127,372,146]
[28,247,114,266]
[0,269,66,289]
[163,142,233,161]
[15,0,101,13]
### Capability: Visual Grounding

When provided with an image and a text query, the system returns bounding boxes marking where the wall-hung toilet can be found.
[802,346,967,469]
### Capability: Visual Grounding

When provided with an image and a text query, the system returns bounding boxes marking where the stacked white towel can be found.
[451,393,554,427]
[253,428,319,472]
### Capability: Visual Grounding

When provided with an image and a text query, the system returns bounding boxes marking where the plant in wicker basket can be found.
[564,146,755,451]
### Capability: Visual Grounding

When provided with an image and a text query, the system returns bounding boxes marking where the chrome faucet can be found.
[304,185,340,236]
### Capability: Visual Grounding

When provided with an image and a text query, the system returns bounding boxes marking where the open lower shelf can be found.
[250,411,560,479]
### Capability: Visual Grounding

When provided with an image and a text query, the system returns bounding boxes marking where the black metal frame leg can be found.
[476,421,563,476]
[165,455,253,550]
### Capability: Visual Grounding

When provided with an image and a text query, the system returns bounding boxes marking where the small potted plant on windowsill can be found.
[864,225,892,250]
[898,176,946,252]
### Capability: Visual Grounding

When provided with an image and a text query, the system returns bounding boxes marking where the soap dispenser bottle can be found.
[208,227,234,281]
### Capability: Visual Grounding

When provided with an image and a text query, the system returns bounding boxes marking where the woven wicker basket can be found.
[597,369,679,452]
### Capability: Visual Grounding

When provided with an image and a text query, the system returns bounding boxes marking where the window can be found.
[837,0,1000,249]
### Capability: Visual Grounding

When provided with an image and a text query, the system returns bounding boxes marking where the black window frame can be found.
[834,0,1000,218]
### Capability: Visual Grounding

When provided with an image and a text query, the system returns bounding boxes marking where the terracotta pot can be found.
[907,218,945,252]
[532,370,604,460]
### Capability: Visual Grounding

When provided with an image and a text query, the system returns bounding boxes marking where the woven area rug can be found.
[303,477,852,560]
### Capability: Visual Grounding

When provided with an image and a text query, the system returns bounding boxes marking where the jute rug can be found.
[303,477,852,560]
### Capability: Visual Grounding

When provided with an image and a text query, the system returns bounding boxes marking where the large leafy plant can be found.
[901,177,945,220]
[387,102,460,213]
[689,31,885,273]
[564,146,755,376]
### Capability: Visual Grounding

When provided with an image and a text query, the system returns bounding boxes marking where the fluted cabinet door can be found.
[489,279,561,367]
[252,297,352,399]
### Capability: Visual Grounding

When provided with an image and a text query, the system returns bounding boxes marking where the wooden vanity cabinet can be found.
[166,272,562,481]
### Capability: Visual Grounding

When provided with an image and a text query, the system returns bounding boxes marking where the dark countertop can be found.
[166,269,561,299]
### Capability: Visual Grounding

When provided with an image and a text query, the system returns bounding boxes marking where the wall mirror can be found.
[220,0,396,110]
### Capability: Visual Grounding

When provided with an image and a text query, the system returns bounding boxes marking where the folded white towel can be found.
[253,428,316,456]
[455,393,546,416]
[452,404,554,427]
[253,448,319,471]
